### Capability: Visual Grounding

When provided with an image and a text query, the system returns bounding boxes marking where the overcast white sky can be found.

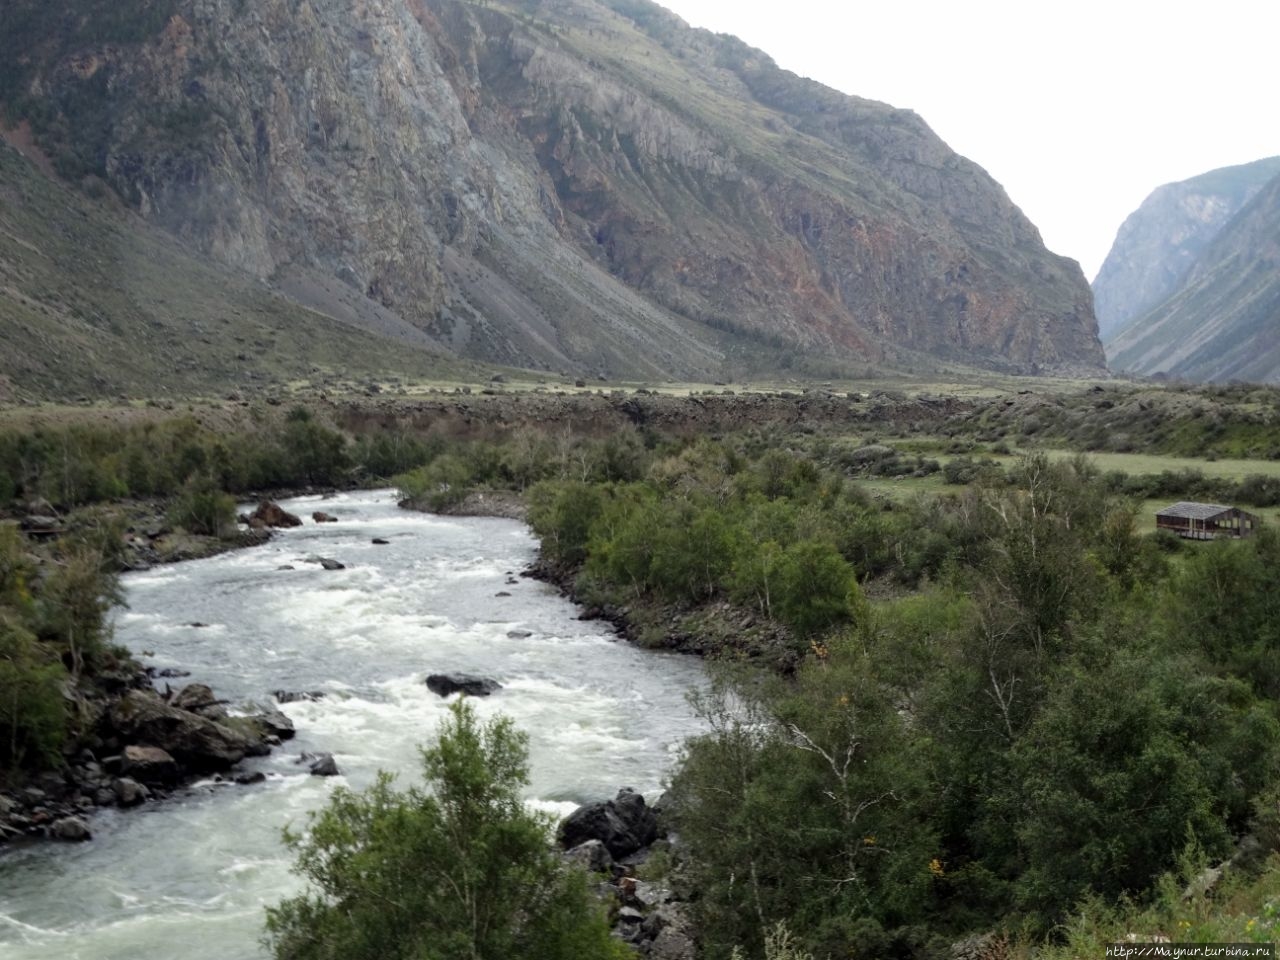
[657,0,1280,280]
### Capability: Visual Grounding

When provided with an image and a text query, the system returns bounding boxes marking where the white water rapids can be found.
[0,490,708,959]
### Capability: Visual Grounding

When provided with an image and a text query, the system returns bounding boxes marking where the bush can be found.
[167,476,237,537]
[527,481,607,568]
[394,455,474,512]
[264,700,628,960]
[772,539,859,637]
[0,618,67,771]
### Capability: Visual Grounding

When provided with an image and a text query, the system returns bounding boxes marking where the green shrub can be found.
[264,700,628,960]
[772,539,858,637]
[394,454,475,512]
[527,481,607,568]
[0,618,67,771]
[167,476,237,537]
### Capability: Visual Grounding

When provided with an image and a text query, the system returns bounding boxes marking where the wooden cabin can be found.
[1155,502,1260,540]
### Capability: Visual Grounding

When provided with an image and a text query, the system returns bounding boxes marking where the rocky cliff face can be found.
[1093,156,1280,342]
[1107,171,1280,384]
[1,0,1105,379]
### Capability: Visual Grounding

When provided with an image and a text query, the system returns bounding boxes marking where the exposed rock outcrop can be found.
[1107,168,1280,384]
[1,0,1104,379]
[247,501,303,529]
[109,689,254,772]
[559,789,694,957]
[558,787,659,860]
[1094,156,1280,342]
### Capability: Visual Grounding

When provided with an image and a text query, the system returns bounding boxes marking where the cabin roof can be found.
[1156,502,1237,521]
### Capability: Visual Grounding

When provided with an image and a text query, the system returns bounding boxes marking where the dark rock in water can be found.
[558,788,659,860]
[120,745,180,786]
[495,592,511,598]
[235,771,267,786]
[300,752,340,777]
[112,777,150,808]
[249,500,303,528]
[187,622,210,628]
[110,690,254,772]
[250,708,296,741]
[563,838,615,875]
[170,683,229,721]
[148,667,192,679]
[506,629,532,639]
[301,556,346,570]
[425,674,502,698]
[51,816,91,842]
[273,690,326,704]
[371,538,391,545]
[277,565,295,571]
[312,511,338,523]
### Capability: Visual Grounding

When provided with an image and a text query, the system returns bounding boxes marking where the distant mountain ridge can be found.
[1107,169,1280,384]
[0,0,1105,384]
[1093,156,1280,342]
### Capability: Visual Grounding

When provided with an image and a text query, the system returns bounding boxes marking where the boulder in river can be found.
[51,816,91,842]
[312,512,338,523]
[249,501,302,528]
[169,683,229,721]
[371,538,390,545]
[272,690,326,704]
[558,788,659,860]
[300,752,340,777]
[301,556,346,571]
[249,708,296,741]
[120,745,180,786]
[110,690,256,772]
[112,778,150,808]
[506,629,532,639]
[425,674,502,698]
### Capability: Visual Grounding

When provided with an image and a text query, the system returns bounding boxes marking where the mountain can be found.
[0,142,474,400]
[0,0,1105,384]
[1093,156,1280,342]
[1106,171,1280,384]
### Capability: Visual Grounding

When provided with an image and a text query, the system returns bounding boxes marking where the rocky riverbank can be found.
[558,789,696,960]
[0,497,343,848]
[0,676,304,846]
[396,493,799,670]
[529,554,800,673]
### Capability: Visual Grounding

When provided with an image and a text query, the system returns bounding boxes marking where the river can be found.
[0,490,708,959]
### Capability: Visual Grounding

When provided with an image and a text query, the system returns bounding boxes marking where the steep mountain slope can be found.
[0,144,472,400]
[1107,172,1280,384]
[1093,156,1280,341]
[0,0,1104,380]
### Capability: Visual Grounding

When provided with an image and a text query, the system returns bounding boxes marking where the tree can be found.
[772,539,860,637]
[264,700,628,960]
